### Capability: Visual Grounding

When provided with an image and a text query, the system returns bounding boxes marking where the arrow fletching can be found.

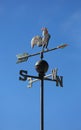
[16,53,29,64]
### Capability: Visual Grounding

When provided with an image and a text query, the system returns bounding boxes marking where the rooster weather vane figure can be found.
[31,27,51,50]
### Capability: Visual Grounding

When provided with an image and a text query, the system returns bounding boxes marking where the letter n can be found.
[56,76,63,87]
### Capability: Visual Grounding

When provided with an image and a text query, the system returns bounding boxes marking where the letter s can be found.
[19,70,27,81]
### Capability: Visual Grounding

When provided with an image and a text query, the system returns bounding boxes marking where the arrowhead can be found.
[57,44,68,49]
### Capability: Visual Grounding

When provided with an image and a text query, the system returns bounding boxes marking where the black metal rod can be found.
[28,47,58,58]
[26,75,40,79]
[40,78,44,130]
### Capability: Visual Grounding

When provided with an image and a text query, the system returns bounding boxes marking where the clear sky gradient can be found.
[0,0,81,130]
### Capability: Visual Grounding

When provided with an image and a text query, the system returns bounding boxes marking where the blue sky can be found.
[0,0,81,130]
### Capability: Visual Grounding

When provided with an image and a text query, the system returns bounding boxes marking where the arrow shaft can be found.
[28,44,68,58]
[28,47,58,58]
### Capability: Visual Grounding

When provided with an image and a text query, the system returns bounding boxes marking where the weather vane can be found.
[16,27,68,130]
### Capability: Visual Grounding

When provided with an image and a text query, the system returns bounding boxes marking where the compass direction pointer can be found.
[16,43,68,64]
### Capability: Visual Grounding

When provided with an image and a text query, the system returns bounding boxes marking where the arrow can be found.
[16,43,68,64]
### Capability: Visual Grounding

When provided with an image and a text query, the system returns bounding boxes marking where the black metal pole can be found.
[40,76,44,130]
[35,59,49,130]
